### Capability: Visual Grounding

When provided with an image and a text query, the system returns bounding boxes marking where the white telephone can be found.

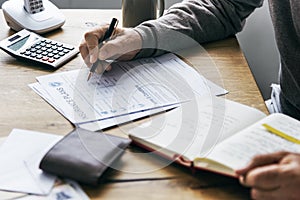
[2,0,65,34]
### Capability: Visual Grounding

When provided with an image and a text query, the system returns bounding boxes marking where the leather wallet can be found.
[39,128,131,185]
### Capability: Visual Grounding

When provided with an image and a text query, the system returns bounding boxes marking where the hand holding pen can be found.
[79,19,143,80]
[86,18,118,81]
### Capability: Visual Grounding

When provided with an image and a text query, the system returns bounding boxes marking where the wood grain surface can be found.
[0,9,266,199]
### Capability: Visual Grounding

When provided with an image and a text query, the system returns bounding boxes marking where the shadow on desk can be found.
[2,59,59,72]
[82,145,250,199]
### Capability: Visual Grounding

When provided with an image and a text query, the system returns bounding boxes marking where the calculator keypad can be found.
[20,39,76,66]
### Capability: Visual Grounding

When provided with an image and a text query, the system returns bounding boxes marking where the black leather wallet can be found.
[39,128,131,185]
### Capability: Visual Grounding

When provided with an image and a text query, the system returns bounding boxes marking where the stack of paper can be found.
[30,53,227,131]
[0,129,61,195]
[0,129,90,200]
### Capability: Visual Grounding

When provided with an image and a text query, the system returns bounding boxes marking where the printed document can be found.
[29,82,179,131]
[32,53,227,128]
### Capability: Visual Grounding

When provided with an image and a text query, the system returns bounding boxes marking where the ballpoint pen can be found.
[87,18,119,81]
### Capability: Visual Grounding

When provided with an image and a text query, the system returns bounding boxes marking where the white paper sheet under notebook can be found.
[0,129,62,195]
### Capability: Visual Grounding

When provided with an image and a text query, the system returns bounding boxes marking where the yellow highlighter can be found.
[262,123,300,145]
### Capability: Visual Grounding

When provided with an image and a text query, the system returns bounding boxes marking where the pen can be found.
[87,18,119,81]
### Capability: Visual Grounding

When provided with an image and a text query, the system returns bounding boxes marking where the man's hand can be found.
[79,26,142,73]
[236,151,300,200]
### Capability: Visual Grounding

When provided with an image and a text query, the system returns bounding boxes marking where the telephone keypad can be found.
[24,0,45,14]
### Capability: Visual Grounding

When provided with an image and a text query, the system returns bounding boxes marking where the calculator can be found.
[0,29,79,68]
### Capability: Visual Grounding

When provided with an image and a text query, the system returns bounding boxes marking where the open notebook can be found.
[129,96,300,177]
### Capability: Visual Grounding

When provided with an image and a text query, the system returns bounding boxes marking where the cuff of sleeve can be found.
[133,24,158,59]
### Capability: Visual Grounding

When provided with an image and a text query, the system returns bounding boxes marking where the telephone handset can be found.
[23,0,45,14]
[2,0,65,34]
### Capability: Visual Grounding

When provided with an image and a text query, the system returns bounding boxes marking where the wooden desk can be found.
[0,9,267,199]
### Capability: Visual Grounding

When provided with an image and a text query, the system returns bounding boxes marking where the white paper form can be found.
[29,83,179,131]
[0,129,62,195]
[34,53,227,127]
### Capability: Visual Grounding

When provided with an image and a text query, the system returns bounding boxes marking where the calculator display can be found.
[8,36,30,51]
[8,35,39,51]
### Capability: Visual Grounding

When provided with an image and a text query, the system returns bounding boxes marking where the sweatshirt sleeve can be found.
[133,0,263,58]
